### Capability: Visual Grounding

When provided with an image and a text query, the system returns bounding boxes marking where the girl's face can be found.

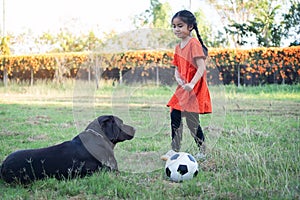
[172,17,192,40]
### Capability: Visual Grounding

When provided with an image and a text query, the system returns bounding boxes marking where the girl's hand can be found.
[175,68,185,86]
[176,77,185,86]
[182,83,195,91]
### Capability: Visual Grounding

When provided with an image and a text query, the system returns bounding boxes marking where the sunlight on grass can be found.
[0,83,299,199]
[225,84,300,100]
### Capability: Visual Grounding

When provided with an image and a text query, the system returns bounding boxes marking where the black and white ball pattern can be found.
[165,152,199,182]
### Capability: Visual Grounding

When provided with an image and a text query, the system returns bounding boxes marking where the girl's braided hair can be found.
[172,10,208,56]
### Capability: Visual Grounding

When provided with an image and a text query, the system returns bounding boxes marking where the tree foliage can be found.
[282,0,300,46]
[4,0,299,55]
[206,0,291,47]
[194,9,228,48]
[0,36,11,55]
[134,0,171,29]
[39,29,103,53]
[225,2,283,47]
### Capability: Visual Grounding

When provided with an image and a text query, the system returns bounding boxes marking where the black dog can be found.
[0,115,135,184]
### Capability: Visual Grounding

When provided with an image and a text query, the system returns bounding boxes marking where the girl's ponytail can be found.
[194,24,208,57]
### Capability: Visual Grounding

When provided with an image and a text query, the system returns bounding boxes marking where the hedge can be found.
[0,46,299,85]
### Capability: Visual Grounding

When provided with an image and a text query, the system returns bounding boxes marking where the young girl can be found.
[161,10,212,161]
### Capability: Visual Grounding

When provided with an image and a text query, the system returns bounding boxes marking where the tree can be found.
[39,29,103,53]
[205,0,260,47]
[0,36,10,55]
[282,1,300,46]
[0,35,10,87]
[205,0,288,47]
[225,2,283,47]
[130,0,176,49]
[133,0,228,48]
[194,9,228,47]
[152,0,172,28]
[247,1,283,47]
[134,0,171,29]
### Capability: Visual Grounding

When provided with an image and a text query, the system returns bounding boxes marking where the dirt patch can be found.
[27,134,49,142]
[227,99,300,117]
[1,129,26,136]
[200,159,218,172]
[58,122,74,129]
[26,115,51,125]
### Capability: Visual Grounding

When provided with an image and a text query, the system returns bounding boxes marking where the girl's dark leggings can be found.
[170,109,204,151]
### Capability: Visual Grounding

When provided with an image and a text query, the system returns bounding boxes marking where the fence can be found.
[1,46,299,86]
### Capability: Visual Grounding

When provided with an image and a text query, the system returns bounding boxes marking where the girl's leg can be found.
[170,109,183,152]
[185,112,204,149]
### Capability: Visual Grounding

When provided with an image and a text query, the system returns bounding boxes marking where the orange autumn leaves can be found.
[209,47,300,70]
[0,53,88,76]
[112,51,174,69]
[208,46,300,82]
[0,46,299,83]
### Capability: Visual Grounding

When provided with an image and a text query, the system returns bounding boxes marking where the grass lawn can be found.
[0,82,299,199]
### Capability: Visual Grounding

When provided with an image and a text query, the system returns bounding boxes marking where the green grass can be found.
[0,82,299,199]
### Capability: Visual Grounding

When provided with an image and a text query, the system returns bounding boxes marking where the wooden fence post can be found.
[119,68,123,84]
[237,65,240,87]
[88,66,91,83]
[30,67,34,86]
[156,65,159,86]
[94,55,102,89]
[3,64,7,87]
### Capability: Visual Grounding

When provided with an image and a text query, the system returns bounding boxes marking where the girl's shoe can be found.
[160,150,176,161]
[194,152,206,161]
[195,143,206,161]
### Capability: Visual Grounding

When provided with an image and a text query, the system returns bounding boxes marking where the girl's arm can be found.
[182,57,205,91]
[175,68,185,86]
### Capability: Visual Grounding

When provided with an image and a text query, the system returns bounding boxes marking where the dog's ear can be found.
[112,116,123,127]
[97,115,118,143]
[111,117,122,141]
[97,115,113,124]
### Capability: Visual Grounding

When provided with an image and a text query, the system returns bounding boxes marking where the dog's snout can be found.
[122,125,135,137]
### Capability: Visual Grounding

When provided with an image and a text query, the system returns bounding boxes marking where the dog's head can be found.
[97,115,135,144]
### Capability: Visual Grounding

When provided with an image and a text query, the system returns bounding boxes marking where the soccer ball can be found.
[165,152,199,182]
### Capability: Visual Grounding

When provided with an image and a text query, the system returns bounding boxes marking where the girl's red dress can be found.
[167,38,212,114]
